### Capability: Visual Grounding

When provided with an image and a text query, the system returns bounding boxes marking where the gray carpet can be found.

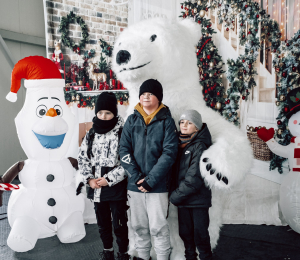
[1,189,300,260]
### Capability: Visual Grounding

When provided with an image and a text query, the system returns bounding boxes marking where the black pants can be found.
[94,200,129,253]
[178,207,212,260]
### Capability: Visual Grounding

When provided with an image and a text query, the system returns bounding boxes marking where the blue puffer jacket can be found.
[119,106,178,193]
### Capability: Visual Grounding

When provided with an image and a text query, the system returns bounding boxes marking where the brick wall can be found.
[45,0,128,66]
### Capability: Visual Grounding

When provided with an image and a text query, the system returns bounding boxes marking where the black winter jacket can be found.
[169,124,212,208]
[119,106,178,193]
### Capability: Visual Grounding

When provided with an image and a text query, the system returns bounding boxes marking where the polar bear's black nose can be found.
[116,50,131,65]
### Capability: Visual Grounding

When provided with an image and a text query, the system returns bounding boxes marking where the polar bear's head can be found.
[112,18,202,91]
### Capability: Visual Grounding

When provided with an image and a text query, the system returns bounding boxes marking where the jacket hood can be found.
[134,105,172,122]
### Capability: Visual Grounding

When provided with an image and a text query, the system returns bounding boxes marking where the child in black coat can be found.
[169,109,213,260]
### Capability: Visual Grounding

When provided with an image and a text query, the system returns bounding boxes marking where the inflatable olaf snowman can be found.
[5,56,85,252]
[257,87,300,234]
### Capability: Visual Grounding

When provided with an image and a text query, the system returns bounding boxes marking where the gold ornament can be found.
[92,102,95,106]
[220,74,223,78]
[197,0,201,5]
[231,62,234,66]
[72,96,75,101]
[210,47,214,51]
[238,8,241,12]
[201,85,204,90]
[194,8,197,13]
[229,113,232,117]
[279,95,285,101]
[286,126,289,130]
[278,129,283,135]
[218,61,223,66]
[209,73,213,77]
[275,101,280,106]
[239,76,243,79]
[209,62,214,68]
[224,0,227,4]
[216,102,222,110]
[220,83,223,86]
[78,80,83,85]
[249,126,254,132]
[199,10,205,18]
[76,94,80,101]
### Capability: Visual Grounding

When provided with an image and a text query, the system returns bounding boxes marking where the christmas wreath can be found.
[59,11,89,54]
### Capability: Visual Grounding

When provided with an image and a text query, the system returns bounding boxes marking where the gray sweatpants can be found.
[127,190,170,260]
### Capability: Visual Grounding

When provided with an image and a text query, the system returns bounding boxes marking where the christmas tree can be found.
[269,30,300,173]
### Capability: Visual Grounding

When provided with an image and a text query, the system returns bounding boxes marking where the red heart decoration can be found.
[257,128,275,142]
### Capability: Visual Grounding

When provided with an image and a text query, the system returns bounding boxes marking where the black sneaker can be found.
[99,250,114,260]
[116,252,131,260]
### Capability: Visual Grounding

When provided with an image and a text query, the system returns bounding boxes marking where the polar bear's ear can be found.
[179,18,202,45]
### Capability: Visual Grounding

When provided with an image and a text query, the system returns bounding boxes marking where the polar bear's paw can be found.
[199,136,252,190]
[201,157,229,188]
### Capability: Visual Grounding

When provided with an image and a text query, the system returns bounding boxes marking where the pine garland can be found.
[181,0,226,113]
[59,11,89,54]
[99,38,113,57]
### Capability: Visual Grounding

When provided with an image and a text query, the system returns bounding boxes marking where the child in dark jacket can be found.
[78,92,129,260]
[169,109,213,260]
[119,79,178,260]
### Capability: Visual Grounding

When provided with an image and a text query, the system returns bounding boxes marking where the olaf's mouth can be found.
[119,61,151,73]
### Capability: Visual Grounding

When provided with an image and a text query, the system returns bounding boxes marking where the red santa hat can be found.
[7,56,64,102]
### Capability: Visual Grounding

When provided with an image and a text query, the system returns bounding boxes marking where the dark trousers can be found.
[94,200,129,253]
[178,207,212,260]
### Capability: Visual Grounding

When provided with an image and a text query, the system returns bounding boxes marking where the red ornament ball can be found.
[198,20,201,24]
[284,107,289,113]
[245,5,248,8]
[292,67,297,72]
[200,58,204,62]
[77,104,81,108]
[66,101,70,105]
[181,5,183,9]
[207,55,211,60]
[282,72,287,78]
[81,99,83,102]
[256,15,259,18]
[248,31,251,35]
[205,7,208,11]
[210,102,215,107]
[83,101,87,106]
[205,90,208,94]
[205,98,208,102]
[242,59,245,63]
[249,64,252,68]
[286,43,290,47]
[217,92,220,96]
[227,100,230,104]
[242,35,245,38]
[277,120,282,125]
[243,70,247,74]
[242,96,246,100]
[255,127,258,131]
[120,101,123,105]
[226,28,229,31]
[240,23,243,26]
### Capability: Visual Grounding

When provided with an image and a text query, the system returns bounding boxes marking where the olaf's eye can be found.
[36,105,48,118]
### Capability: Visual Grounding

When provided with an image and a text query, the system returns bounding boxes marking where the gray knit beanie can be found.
[178,110,203,130]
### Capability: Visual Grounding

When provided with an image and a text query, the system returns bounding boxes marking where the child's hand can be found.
[97,177,108,187]
[137,179,148,193]
[88,178,101,189]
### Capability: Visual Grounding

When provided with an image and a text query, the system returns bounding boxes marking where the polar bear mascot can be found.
[3,56,85,252]
[111,18,253,259]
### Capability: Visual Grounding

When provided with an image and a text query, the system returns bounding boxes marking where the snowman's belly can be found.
[8,184,84,237]
[20,159,74,189]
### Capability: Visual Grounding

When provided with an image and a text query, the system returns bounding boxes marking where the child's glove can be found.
[257,128,274,142]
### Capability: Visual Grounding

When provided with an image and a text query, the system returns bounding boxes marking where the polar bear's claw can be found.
[222,176,228,185]
[203,157,209,162]
[210,169,215,175]
[206,163,212,171]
